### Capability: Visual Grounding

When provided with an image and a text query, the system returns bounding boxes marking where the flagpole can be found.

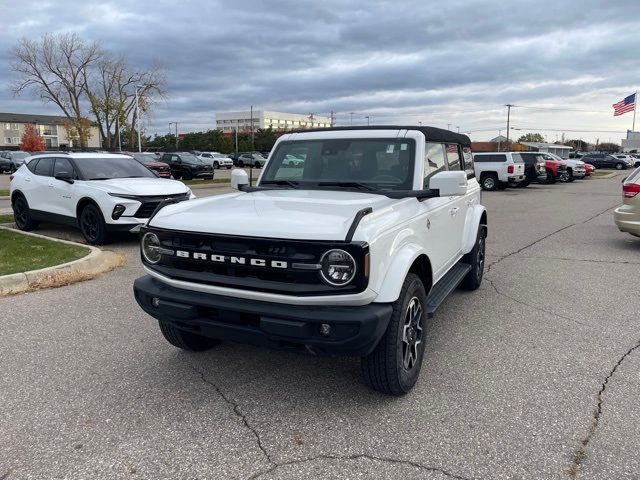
[633,91,637,132]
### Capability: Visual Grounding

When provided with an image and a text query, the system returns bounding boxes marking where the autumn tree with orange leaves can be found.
[19,124,46,152]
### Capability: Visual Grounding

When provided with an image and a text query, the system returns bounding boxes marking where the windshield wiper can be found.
[316,181,376,191]
[260,180,299,188]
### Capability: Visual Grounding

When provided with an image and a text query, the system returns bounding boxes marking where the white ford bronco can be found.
[134,126,487,395]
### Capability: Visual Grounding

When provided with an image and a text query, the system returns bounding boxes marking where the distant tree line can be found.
[146,127,279,153]
[10,33,166,150]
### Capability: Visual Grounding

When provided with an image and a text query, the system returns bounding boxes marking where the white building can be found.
[0,112,101,149]
[519,141,572,159]
[621,131,640,152]
[215,110,332,133]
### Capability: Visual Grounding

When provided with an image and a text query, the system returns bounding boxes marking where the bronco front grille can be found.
[145,229,369,296]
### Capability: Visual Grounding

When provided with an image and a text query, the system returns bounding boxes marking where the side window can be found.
[172,155,180,162]
[445,144,461,171]
[423,142,447,187]
[474,154,507,163]
[27,158,40,173]
[53,157,75,178]
[462,147,474,178]
[33,157,54,176]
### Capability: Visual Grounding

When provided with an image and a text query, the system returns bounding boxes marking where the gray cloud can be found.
[1,0,639,142]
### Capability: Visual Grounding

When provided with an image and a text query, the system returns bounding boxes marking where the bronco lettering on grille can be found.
[174,250,288,268]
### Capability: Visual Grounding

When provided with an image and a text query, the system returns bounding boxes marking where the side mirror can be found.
[429,171,467,197]
[231,169,249,190]
[54,171,74,184]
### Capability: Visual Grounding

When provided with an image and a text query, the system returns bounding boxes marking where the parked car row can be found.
[472,151,589,190]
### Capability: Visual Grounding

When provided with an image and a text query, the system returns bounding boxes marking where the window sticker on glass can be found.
[400,144,408,151]
[386,144,395,154]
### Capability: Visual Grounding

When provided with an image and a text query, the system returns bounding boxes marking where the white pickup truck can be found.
[472,152,525,190]
[134,126,488,395]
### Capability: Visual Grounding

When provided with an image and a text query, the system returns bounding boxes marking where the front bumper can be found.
[614,204,640,237]
[134,275,393,356]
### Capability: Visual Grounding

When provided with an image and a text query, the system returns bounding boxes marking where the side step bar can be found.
[425,263,471,318]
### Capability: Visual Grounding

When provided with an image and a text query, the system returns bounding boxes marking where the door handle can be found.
[450,207,459,217]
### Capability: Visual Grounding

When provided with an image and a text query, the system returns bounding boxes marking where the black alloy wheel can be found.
[80,204,108,245]
[13,195,37,231]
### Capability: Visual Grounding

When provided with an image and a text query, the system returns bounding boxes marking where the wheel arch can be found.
[462,205,488,254]
[76,196,101,223]
[10,189,25,204]
[375,245,433,303]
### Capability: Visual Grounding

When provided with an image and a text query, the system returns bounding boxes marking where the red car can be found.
[584,163,595,176]
[542,156,568,183]
[125,152,172,178]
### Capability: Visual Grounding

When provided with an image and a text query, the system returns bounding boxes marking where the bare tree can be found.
[10,33,101,148]
[84,54,166,150]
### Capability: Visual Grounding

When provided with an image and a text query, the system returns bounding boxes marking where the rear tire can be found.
[12,195,38,231]
[481,173,498,191]
[158,321,219,351]
[517,180,530,188]
[546,170,556,184]
[254,161,262,169]
[79,204,108,245]
[361,273,427,395]
[459,225,486,291]
[238,160,245,168]
[615,163,625,170]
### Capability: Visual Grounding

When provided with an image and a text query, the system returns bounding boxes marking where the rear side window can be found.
[445,144,461,171]
[26,158,40,173]
[474,154,507,163]
[423,142,447,187]
[34,157,54,176]
[54,157,75,178]
[462,147,474,178]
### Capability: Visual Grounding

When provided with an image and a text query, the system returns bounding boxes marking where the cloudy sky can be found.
[1,0,640,143]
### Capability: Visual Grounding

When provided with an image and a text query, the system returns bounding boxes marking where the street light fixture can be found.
[365,115,370,126]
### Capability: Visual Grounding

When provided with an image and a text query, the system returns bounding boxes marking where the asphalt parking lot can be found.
[1,174,639,479]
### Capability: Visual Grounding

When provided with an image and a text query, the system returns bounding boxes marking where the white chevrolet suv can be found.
[134,127,488,395]
[472,152,525,190]
[10,153,193,244]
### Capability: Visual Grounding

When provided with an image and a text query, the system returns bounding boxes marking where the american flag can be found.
[612,93,636,116]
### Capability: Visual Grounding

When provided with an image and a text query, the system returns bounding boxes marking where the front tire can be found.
[213,161,219,169]
[158,321,219,351]
[12,195,38,231]
[79,204,108,245]
[615,163,625,170]
[238,160,245,168]
[254,161,262,169]
[361,273,427,395]
[182,169,193,180]
[481,173,498,191]
[459,225,486,291]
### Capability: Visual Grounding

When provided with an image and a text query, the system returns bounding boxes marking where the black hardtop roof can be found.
[293,126,471,146]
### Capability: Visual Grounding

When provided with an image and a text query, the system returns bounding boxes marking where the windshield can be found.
[132,154,156,164]
[261,139,416,191]
[13,152,30,159]
[75,157,156,180]
[180,154,203,165]
[212,154,227,158]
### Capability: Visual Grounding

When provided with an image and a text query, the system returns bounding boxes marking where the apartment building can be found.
[0,112,101,149]
[215,110,332,133]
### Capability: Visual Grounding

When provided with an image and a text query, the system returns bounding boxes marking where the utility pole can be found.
[457,126,460,133]
[447,123,451,130]
[308,113,315,126]
[329,111,336,127]
[350,112,355,126]
[169,122,178,150]
[135,85,143,152]
[235,127,238,153]
[505,104,513,146]
[250,105,254,151]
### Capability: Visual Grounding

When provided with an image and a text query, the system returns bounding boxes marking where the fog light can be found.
[151,297,160,308]
[319,323,331,336]
[112,204,126,220]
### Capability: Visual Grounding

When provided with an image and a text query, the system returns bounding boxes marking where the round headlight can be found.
[320,249,356,286]
[141,232,162,264]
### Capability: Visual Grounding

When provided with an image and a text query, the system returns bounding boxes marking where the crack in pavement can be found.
[486,204,618,274]
[248,453,477,480]
[517,256,640,266]
[485,277,594,329]
[190,365,276,467]
[568,340,640,479]
[189,368,476,480]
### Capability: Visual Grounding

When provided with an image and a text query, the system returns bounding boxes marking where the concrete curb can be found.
[594,172,620,179]
[0,226,125,295]
[0,196,8,200]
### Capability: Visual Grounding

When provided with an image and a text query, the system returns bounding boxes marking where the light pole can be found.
[447,123,451,130]
[350,112,355,126]
[135,84,145,152]
[365,115,370,126]
[456,126,460,133]
[169,122,178,150]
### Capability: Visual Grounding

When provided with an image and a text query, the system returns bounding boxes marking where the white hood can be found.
[84,178,189,196]
[149,189,399,241]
